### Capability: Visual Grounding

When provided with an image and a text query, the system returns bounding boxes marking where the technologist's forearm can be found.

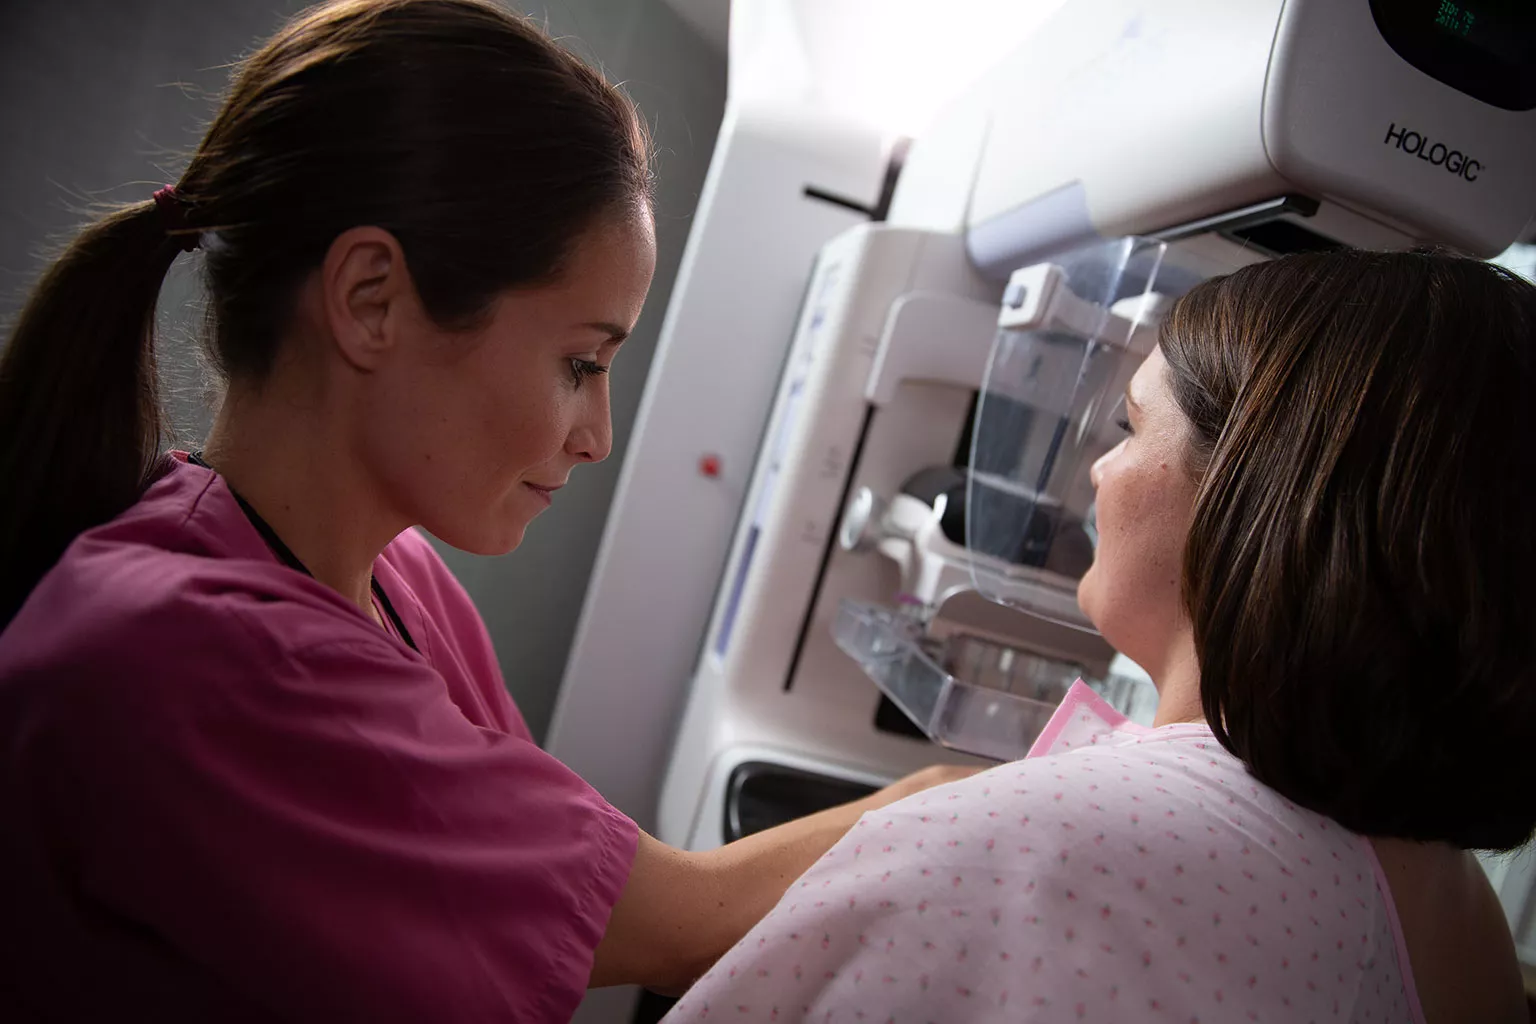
[691,793,884,956]
[590,765,977,993]
[589,796,878,994]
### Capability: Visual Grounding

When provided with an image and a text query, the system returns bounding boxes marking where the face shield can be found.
[835,236,1175,760]
[966,236,1170,622]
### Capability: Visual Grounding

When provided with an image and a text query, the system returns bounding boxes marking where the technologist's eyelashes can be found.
[569,358,608,388]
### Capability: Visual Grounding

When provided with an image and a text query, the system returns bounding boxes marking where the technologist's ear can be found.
[320,226,412,372]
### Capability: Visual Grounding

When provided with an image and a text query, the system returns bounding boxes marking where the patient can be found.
[665,248,1536,1023]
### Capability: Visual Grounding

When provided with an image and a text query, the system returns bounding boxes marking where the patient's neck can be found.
[1150,631,1205,727]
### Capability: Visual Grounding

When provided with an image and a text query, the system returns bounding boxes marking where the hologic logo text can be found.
[1384,123,1482,181]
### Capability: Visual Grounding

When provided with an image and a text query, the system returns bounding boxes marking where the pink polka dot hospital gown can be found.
[667,682,1422,1023]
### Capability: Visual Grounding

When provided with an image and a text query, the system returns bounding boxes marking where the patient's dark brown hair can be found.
[1159,247,1536,850]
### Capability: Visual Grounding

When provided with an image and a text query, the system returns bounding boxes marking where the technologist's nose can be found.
[566,391,613,464]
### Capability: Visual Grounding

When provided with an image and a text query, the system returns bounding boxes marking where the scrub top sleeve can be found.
[58,619,638,1024]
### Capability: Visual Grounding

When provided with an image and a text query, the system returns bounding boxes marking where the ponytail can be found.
[0,201,181,627]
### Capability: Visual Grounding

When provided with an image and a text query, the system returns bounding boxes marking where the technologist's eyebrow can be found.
[582,321,630,347]
[1124,386,1142,411]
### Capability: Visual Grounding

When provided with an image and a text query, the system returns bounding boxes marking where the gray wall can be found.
[0,0,726,742]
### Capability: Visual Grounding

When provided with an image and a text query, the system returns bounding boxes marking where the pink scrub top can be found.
[0,454,638,1023]
[666,682,1423,1024]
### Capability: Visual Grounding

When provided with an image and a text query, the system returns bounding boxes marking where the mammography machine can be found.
[641,0,1535,843]
[552,2,1536,1015]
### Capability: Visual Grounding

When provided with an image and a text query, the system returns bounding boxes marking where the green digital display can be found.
[1434,0,1476,37]
[1370,0,1535,111]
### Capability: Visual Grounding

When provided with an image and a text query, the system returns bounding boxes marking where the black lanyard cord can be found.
[187,453,419,653]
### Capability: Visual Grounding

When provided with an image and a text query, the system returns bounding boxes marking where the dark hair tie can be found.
[152,186,200,253]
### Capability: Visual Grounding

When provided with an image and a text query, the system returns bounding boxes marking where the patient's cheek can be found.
[1080,457,1194,655]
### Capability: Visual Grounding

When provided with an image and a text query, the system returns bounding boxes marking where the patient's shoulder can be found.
[1373,839,1526,1024]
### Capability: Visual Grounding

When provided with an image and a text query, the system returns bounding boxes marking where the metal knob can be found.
[838,486,887,553]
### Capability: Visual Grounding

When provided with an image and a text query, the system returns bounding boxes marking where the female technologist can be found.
[0,2,968,1020]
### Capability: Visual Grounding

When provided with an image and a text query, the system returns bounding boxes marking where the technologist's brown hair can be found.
[0,0,653,627]
[1160,247,1536,850]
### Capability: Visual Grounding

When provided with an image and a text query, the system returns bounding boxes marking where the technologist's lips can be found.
[522,482,560,506]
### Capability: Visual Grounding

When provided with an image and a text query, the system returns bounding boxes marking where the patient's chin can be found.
[1076,564,1105,628]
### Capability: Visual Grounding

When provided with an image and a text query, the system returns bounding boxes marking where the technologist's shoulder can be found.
[0,528,384,713]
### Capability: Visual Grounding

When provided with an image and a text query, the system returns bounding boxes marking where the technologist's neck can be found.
[200,377,408,618]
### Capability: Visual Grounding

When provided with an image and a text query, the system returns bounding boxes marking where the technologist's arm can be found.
[589,764,978,993]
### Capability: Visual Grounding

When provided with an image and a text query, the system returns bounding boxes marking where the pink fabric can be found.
[1359,839,1430,1024]
[667,682,1422,1023]
[0,455,638,1023]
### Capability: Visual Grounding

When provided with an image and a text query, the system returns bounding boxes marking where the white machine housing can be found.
[899,0,1533,273]
[659,224,1001,847]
